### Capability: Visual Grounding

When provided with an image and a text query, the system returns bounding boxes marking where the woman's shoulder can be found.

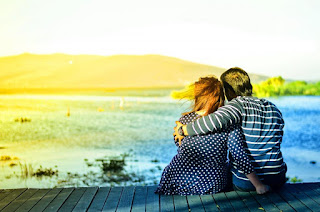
[179,112,200,125]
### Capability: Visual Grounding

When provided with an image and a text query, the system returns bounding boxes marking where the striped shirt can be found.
[186,96,286,181]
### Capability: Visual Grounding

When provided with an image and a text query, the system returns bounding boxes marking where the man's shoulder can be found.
[258,98,282,112]
[235,96,278,108]
[226,96,256,107]
[229,96,282,115]
[239,96,284,121]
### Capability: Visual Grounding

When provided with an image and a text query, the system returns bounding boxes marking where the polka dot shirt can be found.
[155,112,254,195]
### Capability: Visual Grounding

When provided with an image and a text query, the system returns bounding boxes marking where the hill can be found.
[0,53,268,91]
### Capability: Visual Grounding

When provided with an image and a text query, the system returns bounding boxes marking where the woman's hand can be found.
[173,121,185,146]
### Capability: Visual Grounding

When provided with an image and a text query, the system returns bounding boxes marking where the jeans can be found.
[233,164,287,192]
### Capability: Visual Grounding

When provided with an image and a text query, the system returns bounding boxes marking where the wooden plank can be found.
[225,191,249,212]
[2,188,38,212]
[30,188,63,212]
[58,187,87,212]
[212,192,234,212]
[102,187,123,212]
[294,183,320,205]
[160,195,174,212]
[250,191,280,212]
[87,187,110,212]
[173,195,188,212]
[277,186,312,212]
[200,195,219,212]
[304,183,320,194]
[72,187,98,212]
[235,191,262,212]
[286,184,320,211]
[146,186,159,212]
[1,184,320,212]
[199,195,219,212]
[187,195,205,211]
[44,188,74,212]
[117,186,135,212]
[0,190,13,202]
[0,188,27,210]
[131,186,147,212]
[16,189,50,212]
[265,192,295,212]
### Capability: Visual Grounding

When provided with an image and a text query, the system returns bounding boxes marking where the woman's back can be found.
[178,112,229,167]
[156,112,234,195]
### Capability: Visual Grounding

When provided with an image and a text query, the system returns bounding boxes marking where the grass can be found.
[14,117,31,122]
[60,153,158,187]
[0,155,19,161]
[289,176,303,183]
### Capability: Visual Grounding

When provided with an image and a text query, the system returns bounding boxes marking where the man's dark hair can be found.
[220,67,252,100]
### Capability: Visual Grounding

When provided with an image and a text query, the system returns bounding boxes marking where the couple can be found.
[155,67,287,195]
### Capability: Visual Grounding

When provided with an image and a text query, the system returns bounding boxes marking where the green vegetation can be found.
[3,162,59,179]
[14,117,31,123]
[289,176,303,183]
[253,76,320,97]
[0,155,19,161]
[171,76,320,99]
[33,165,59,177]
[62,154,152,187]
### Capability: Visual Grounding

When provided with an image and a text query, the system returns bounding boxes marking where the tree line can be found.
[253,76,320,97]
[171,76,320,99]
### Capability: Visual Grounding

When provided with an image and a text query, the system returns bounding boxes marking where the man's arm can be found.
[186,100,243,136]
[173,100,243,144]
[228,127,269,194]
[246,172,270,194]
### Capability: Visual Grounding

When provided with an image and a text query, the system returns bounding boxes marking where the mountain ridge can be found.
[0,53,268,90]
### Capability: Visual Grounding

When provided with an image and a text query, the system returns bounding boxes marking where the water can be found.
[270,96,320,182]
[0,95,319,188]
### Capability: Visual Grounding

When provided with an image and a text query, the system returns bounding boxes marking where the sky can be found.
[0,0,319,80]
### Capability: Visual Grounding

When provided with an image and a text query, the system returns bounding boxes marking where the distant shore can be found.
[0,87,182,97]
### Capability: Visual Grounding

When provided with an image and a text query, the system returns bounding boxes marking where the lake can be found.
[0,95,319,188]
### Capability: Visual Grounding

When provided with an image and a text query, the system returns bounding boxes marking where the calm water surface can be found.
[0,95,319,188]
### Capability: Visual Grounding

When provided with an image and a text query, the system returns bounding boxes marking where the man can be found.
[174,67,287,192]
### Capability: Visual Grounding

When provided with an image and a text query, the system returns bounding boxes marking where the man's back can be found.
[185,95,286,180]
[228,96,286,180]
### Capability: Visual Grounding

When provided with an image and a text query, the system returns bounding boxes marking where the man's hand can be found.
[173,121,185,146]
[256,184,270,195]
[246,172,270,195]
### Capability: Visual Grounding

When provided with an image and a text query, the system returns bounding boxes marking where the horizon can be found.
[1,0,320,81]
[0,52,317,82]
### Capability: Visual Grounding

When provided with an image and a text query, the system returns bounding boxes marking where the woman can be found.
[155,76,266,195]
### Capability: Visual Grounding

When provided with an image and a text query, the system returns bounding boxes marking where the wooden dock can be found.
[0,183,320,211]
